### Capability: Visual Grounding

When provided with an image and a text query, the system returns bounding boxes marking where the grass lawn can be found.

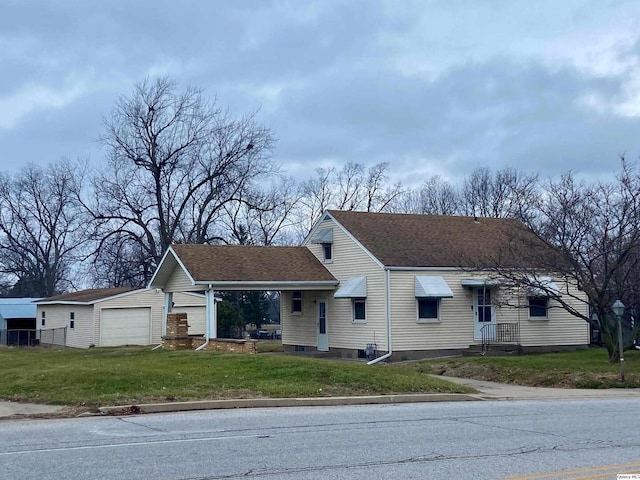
[412,347,640,388]
[0,346,472,407]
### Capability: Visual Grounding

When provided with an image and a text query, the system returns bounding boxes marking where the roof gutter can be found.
[368,267,392,365]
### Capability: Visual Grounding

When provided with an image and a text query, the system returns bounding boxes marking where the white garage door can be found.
[101,308,151,346]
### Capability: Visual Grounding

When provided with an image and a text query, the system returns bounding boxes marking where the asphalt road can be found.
[1,399,640,480]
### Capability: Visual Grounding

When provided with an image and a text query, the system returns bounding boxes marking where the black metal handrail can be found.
[481,322,520,353]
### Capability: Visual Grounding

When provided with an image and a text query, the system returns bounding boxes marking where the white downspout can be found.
[196,287,216,351]
[368,268,393,365]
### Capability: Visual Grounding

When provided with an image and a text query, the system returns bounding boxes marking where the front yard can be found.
[0,346,471,408]
[1,346,637,410]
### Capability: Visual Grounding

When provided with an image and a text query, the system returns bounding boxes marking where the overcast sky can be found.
[1,0,639,185]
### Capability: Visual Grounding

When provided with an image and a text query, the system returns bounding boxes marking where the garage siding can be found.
[36,305,93,349]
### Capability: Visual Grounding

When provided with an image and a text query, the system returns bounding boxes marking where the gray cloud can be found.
[2,0,640,187]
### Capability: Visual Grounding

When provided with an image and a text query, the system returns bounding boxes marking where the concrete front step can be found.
[464,344,523,356]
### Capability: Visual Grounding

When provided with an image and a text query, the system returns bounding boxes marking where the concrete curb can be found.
[96,393,481,416]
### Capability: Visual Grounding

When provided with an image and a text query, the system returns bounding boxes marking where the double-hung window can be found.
[352,298,366,322]
[528,297,549,319]
[291,291,303,314]
[417,298,440,322]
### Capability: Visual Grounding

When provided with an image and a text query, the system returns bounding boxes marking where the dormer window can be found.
[311,228,333,263]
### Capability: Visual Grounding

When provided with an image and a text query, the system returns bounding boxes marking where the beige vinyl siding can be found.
[37,305,93,349]
[281,290,331,347]
[517,281,590,347]
[390,271,590,351]
[390,270,474,351]
[304,219,387,351]
[164,265,197,292]
[172,293,206,336]
[173,306,206,335]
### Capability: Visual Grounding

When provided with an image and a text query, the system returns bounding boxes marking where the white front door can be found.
[317,299,328,351]
[473,288,495,341]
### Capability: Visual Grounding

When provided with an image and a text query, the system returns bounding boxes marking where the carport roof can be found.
[0,298,40,319]
[150,244,338,291]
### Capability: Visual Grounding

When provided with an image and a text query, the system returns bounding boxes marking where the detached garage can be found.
[36,288,205,349]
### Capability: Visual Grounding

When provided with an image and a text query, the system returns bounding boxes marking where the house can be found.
[0,298,40,346]
[35,288,206,349]
[149,210,590,361]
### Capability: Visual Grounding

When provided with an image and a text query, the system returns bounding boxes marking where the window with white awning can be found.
[311,228,333,244]
[335,276,367,323]
[414,276,454,323]
[334,276,367,298]
[527,276,561,297]
[415,276,454,298]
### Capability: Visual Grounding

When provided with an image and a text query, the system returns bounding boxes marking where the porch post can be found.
[206,288,217,339]
[162,292,173,337]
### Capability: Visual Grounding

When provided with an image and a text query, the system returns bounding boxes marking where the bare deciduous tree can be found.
[407,175,459,215]
[88,77,276,285]
[298,166,337,233]
[219,177,303,246]
[297,162,404,235]
[460,166,538,220]
[480,163,640,363]
[0,160,88,297]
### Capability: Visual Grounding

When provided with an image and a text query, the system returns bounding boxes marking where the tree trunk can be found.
[602,330,619,363]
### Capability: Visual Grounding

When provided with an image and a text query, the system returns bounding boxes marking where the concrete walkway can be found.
[438,376,640,401]
[2,376,639,419]
[0,401,63,418]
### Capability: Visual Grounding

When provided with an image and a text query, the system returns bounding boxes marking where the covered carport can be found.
[0,298,39,346]
[149,244,338,349]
